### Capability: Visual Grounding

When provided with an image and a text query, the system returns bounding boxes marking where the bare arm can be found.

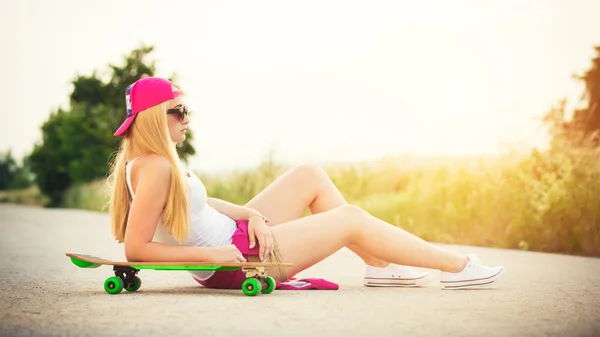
[206,197,264,221]
[124,155,245,263]
[207,197,273,261]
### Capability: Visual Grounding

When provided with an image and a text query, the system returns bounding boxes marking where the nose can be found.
[182,114,191,125]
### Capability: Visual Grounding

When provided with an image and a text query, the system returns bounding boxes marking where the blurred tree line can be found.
[0,45,196,206]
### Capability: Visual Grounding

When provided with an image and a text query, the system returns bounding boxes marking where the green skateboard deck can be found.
[66,252,292,296]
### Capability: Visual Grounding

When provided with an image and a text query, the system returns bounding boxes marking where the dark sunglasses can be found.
[166,105,189,121]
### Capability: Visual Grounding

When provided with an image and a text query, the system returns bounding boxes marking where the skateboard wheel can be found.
[261,276,276,294]
[242,278,262,296]
[125,276,142,292]
[104,276,124,294]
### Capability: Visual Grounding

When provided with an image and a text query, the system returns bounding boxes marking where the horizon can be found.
[1,0,599,174]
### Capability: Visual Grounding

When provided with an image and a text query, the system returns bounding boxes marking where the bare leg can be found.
[269,205,468,279]
[245,163,389,267]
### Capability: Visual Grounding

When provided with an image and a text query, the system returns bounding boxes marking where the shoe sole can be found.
[441,267,504,290]
[364,274,432,287]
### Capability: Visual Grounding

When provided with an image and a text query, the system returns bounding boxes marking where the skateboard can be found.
[66,253,292,296]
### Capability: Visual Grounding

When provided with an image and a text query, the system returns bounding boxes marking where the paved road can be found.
[1,204,599,337]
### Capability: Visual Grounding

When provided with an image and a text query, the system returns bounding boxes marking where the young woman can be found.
[108,76,504,291]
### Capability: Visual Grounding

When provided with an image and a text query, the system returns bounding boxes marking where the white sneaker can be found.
[364,263,432,287]
[440,254,504,289]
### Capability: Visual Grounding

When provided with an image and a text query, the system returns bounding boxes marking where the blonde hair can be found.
[107,102,190,244]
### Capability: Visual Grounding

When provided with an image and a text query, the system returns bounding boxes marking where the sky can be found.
[1,0,599,173]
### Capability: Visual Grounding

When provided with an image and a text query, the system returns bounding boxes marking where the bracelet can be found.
[249,213,269,223]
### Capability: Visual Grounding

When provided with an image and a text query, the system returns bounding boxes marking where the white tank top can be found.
[125,157,238,280]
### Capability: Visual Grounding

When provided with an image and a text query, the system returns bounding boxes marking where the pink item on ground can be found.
[275,278,339,290]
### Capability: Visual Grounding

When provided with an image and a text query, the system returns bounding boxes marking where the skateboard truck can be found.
[113,266,140,289]
[242,266,267,279]
[240,266,276,296]
[98,266,142,294]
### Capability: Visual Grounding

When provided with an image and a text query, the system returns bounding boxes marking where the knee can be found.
[337,205,369,241]
[338,204,368,223]
[294,162,328,182]
[295,162,325,176]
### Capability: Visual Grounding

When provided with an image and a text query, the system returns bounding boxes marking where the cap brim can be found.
[114,115,136,137]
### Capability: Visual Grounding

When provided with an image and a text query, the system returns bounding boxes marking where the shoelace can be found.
[397,265,412,272]
[394,264,424,277]
[466,254,485,269]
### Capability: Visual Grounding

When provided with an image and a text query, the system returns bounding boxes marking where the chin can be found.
[170,134,186,143]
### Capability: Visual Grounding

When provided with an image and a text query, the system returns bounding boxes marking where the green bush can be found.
[0,186,48,206]
[62,180,111,212]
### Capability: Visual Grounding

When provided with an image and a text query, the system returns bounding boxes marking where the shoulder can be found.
[136,154,171,179]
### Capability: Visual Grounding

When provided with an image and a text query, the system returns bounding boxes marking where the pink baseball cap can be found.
[114,76,184,137]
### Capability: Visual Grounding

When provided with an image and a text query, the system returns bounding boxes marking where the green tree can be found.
[544,45,600,147]
[572,45,600,136]
[0,150,33,190]
[27,44,196,206]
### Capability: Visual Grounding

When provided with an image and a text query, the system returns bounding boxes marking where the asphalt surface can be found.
[1,203,599,337]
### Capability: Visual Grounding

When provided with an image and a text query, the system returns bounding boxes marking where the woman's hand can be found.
[247,214,274,262]
[208,245,247,263]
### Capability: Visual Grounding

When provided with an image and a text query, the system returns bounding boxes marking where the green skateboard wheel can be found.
[125,276,142,292]
[261,276,276,294]
[242,278,262,296]
[104,276,124,294]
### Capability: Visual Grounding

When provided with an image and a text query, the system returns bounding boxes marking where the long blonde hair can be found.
[107,102,190,244]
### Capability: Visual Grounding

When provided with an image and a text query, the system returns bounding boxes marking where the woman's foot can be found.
[364,263,432,287]
[440,254,504,289]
